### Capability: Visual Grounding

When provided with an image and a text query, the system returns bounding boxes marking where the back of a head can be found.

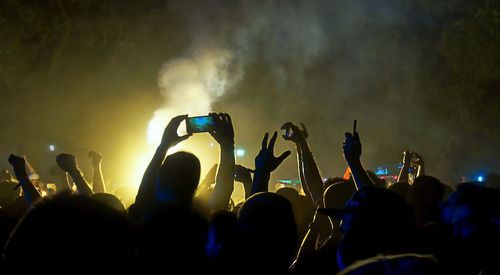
[275,187,299,202]
[91,192,126,214]
[485,173,500,189]
[2,192,138,273]
[157,151,200,204]
[388,181,410,198]
[408,176,444,207]
[237,192,297,271]
[325,177,347,189]
[347,186,416,231]
[338,186,417,269]
[276,187,314,240]
[338,254,439,275]
[449,183,499,232]
[407,176,444,226]
[323,181,356,211]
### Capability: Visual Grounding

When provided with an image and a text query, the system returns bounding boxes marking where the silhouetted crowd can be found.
[0,113,499,274]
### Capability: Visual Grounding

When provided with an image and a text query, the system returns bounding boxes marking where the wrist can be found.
[346,157,362,167]
[219,140,235,149]
[158,141,172,153]
[13,168,28,178]
[68,168,82,177]
[254,167,271,177]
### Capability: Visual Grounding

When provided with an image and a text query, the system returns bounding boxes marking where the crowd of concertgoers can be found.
[0,113,499,274]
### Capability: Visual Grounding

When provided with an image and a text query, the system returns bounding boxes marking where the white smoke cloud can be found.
[148,1,328,144]
[147,48,239,144]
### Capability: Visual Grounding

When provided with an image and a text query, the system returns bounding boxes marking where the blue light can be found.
[477,176,484,182]
[236,148,245,157]
[375,167,388,175]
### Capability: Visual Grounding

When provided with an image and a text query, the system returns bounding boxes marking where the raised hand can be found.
[57,153,93,195]
[209,113,234,147]
[160,114,192,149]
[89,151,106,193]
[207,113,235,210]
[235,164,254,199]
[8,154,26,172]
[8,154,41,205]
[88,151,103,167]
[281,122,308,144]
[342,131,374,190]
[402,151,414,165]
[255,132,291,173]
[56,153,79,174]
[235,164,253,185]
[343,132,361,164]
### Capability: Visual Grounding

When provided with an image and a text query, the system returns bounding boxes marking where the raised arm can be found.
[195,163,218,199]
[234,164,253,199]
[56,153,93,195]
[208,113,235,210]
[397,151,412,182]
[8,154,41,206]
[281,122,324,207]
[414,152,425,177]
[343,132,374,190]
[250,132,291,195]
[89,151,106,193]
[135,115,192,206]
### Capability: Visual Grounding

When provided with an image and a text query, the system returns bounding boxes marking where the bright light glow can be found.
[129,143,183,190]
[131,150,155,189]
[147,109,190,146]
[147,115,166,145]
[167,143,182,155]
[49,145,55,151]
[41,190,47,197]
[236,148,245,157]
[477,176,484,182]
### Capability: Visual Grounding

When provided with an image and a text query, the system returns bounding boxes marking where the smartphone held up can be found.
[186,115,215,134]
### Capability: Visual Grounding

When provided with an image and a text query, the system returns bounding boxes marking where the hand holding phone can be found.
[207,113,234,147]
[160,114,192,149]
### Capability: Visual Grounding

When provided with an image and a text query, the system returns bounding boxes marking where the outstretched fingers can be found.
[261,132,269,150]
[276,150,291,165]
[268,131,278,152]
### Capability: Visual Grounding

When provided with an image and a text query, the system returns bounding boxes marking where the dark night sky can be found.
[1,0,499,192]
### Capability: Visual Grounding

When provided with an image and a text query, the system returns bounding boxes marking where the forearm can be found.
[243,181,252,199]
[209,145,235,210]
[92,164,106,193]
[13,168,41,206]
[296,145,307,194]
[56,172,71,192]
[417,162,425,177]
[398,162,410,182]
[298,141,324,206]
[347,159,374,190]
[195,172,214,199]
[250,170,270,196]
[135,144,168,204]
[69,170,93,195]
